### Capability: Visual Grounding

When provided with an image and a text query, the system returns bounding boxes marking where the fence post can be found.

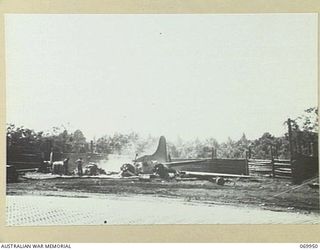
[296,131,302,154]
[275,144,279,159]
[248,146,252,159]
[271,146,275,178]
[245,150,249,175]
[287,118,294,161]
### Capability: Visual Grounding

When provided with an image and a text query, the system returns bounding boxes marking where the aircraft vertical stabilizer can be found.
[135,136,168,163]
[151,136,168,162]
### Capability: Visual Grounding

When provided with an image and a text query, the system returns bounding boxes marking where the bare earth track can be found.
[6,175,319,225]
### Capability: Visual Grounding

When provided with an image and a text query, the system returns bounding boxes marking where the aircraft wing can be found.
[180,170,252,178]
[164,159,207,166]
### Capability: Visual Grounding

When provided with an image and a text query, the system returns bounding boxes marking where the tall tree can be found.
[71,129,87,153]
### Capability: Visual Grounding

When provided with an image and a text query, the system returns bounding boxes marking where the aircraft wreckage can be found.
[119,136,251,185]
[19,136,251,185]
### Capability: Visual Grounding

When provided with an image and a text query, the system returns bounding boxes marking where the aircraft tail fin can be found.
[151,136,168,162]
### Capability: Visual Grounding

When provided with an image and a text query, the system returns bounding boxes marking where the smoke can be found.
[97,136,160,172]
[122,139,159,157]
[97,154,134,172]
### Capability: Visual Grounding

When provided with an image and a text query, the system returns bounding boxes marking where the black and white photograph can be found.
[5,13,319,226]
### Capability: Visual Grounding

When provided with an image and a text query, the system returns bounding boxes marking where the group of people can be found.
[65,157,85,175]
[40,157,85,176]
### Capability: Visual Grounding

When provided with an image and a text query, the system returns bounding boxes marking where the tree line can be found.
[6,107,318,159]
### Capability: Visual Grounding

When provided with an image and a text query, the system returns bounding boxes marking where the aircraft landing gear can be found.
[215,177,225,186]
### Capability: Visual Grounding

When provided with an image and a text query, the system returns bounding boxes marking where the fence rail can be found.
[248,158,292,178]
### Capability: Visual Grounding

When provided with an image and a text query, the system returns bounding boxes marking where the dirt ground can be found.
[6,174,320,214]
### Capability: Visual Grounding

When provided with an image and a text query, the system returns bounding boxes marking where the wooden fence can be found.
[249,155,319,182]
[7,151,42,172]
[248,158,292,178]
[291,154,319,184]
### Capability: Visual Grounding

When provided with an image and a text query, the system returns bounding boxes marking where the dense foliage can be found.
[6,107,318,159]
[6,125,88,153]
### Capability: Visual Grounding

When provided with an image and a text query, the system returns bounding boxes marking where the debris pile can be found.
[120,161,177,180]
[84,163,106,176]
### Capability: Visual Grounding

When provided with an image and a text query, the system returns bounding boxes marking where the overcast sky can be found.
[5,14,318,143]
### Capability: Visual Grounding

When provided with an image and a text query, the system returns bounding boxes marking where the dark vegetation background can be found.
[6,107,318,160]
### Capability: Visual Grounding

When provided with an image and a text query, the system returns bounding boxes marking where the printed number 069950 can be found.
[300,244,318,248]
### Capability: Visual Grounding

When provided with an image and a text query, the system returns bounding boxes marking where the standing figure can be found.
[49,149,54,171]
[76,157,84,176]
[63,158,70,175]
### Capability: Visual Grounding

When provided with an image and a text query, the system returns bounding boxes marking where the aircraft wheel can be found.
[154,164,168,179]
[216,177,225,186]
